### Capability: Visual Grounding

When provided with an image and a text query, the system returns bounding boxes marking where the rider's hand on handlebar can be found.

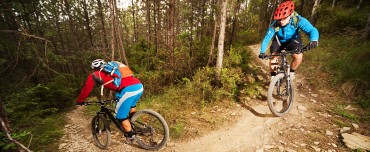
[306,41,318,50]
[259,53,266,59]
[76,101,87,106]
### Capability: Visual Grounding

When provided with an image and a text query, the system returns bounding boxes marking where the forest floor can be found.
[58,44,369,152]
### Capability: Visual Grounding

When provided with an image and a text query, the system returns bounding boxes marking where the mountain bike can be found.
[84,99,169,150]
[264,47,307,117]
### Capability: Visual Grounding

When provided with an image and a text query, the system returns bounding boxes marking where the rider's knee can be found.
[117,117,129,124]
[292,53,303,60]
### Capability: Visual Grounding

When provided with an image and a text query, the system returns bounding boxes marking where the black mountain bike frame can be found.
[86,100,126,133]
[267,46,307,95]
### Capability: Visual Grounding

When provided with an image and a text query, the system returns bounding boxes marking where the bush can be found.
[325,39,370,97]
[1,73,78,151]
[317,8,368,34]
[304,36,370,110]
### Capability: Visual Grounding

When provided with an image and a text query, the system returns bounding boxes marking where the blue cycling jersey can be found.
[260,15,319,53]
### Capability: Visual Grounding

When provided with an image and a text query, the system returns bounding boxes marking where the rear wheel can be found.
[131,109,169,150]
[268,74,294,117]
[91,114,111,149]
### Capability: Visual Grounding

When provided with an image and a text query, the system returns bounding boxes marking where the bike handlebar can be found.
[84,99,116,106]
[263,46,308,60]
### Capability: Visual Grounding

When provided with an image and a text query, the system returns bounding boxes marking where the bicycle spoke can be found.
[131,110,169,150]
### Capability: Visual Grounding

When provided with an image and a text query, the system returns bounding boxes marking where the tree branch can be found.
[0,101,32,152]
[0,30,50,43]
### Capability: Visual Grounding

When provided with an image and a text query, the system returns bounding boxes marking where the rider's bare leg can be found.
[269,52,280,73]
[122,108,137,137]
[291,53,303,70]
[122,108,136,130]
[122,120,132,132]
[129,107,136,117]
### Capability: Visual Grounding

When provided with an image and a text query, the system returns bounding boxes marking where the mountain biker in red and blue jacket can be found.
[76,59,143,142]
[259,0,319,80]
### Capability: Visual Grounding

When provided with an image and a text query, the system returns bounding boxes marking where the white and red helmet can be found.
[91,59,105,69]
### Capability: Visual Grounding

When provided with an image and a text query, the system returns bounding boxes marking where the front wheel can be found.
[267,73,294,117]
[131,109,169,150]
[91,114,111,149]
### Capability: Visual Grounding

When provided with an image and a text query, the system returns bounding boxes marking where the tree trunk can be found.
[97,0,108,53]
[299,0,305,15]
[228,0,241,51]
[63,0,81,51]
[189,0,194,70]
[362,13,370,40]
[62,0,76,73]
[357,0,363,9]
[131,0,137,42]
[82,0,94,47]
[109,0,116,60]
[154,0,159,59]
[169,0,175,68]
[199,0,207,38]
[146,0,151,50]
[115,0,129,65]
[215,0,228,81]
[331,0,336,8]
[207,9,218,67]
[269,0,278,24]
[310,0,321,25]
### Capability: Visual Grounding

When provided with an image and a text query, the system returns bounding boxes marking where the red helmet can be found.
[274,1,295,20]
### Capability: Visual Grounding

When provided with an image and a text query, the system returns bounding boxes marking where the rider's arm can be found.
[297,17,319,42]
[77,74,95,102]
[260,27,276,54]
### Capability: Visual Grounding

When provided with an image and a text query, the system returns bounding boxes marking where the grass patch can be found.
[170,121,186,139]
[15,114,65,151]
[332,118,349,127]
[300,35,370,112]
[333,105,360,122]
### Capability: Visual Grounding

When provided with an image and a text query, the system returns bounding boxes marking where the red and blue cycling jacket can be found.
[76,70,141,102]
[260,14,319,53]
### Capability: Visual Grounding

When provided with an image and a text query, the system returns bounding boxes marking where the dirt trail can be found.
[59,44,349,152]
[166,44,317,151]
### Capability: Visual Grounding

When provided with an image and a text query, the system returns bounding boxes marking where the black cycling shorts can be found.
[270,36,303,54]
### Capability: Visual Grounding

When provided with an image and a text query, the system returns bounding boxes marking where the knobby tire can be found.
[91,115,111,149]
[267,73,294,117]
[131,109,169,150]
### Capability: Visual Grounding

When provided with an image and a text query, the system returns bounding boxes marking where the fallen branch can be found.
[0,101,32,152]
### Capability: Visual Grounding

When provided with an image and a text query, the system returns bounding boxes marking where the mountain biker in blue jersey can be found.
[258,0,319,80]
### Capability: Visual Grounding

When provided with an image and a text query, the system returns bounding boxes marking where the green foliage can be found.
[135,70,170,96]
[29,114,65,149]
[0,115,65,151]
[182,67,229,103]
[2,73,78,151]
[170,121,186,139]
[136,65,245,139]
[357,92,370,110]
[334,105,360,122]
[5,75,78,121]
[317,7,368,34]
[332,118,349,128]
[238,29,261,45]
[304,36,370,109]
[0,131,30,151]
